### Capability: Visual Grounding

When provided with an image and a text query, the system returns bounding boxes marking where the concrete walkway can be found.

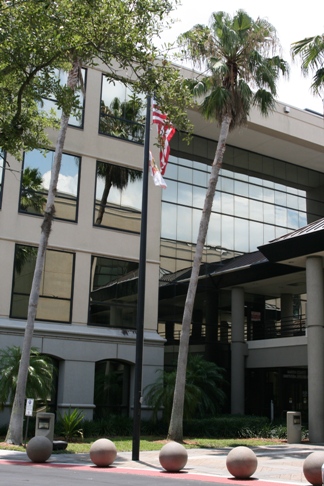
[1,442,324,484]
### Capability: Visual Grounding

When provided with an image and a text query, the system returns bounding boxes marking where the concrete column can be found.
[306,256,324,442]
[231,287,246,415]
[281,294,294,336]
[205,292,219,360]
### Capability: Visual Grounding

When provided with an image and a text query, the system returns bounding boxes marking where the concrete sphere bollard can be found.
[226,446,258,479]
[303,451,324,486]
[90,438,117,467]
[159,441,188,472]
[26,436,53,463]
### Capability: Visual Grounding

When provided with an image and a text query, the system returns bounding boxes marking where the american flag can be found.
[152,102,176,175]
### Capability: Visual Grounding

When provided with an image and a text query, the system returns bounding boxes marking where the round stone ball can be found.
[26,436,53,463]
[90,438,117,467]
[226,446,258,479]
[303,451,324,486]
[159,441,188,472]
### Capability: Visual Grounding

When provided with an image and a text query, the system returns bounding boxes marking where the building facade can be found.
[0,64,164,424]
[1,63,324,440]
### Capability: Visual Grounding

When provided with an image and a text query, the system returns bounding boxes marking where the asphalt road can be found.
[0,463,234,486]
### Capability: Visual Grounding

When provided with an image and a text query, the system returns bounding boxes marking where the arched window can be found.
[94,360,131,418]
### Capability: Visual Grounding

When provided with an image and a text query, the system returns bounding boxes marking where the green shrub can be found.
[55,408,84,441]
[183,415,270,438]
[82,415,133,438]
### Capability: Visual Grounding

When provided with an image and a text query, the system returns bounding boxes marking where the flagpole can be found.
[132,94,151,461]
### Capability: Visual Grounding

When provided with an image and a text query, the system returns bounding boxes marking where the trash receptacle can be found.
[35,412,55,443]
[286,411,301,444]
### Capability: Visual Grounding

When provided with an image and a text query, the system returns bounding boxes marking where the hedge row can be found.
[80,415,270,438]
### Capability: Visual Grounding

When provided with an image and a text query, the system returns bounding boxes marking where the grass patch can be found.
[0,436,284,454]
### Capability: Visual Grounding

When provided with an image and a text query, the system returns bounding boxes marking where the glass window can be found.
[275,206,287,227]
[165,157,178,179]
[264,223,275,243]
[235,180,248,197]
[206,211,221,246]
[89,256,138,329]
[249,183,262,200]
[274,189,287,208]
[234,218,249,252]
[94,161,142,233]
[178,165,192,184]
[221,192,234,214]
[192,167,207,187]
[263,202,275,225]
[249,221,264,250]
[220,175,234,193]
[11,245,74,322]
[20,149,80,222]
[162,133,324,264]
[163,179,177,203]
[288,209,300,228]
[41,68,86,128]
[250,200,263,222]
[263,187,274,204]
[234,195,249,218]
[221,215,234,250]
[193,185,207,208]
[0,150,4,208]
[178,182,192,206]
[177,205,192,242]
[161,203,177,239]
[100,77,145,143]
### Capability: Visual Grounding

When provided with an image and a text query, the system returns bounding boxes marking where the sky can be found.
[159,0,324,114]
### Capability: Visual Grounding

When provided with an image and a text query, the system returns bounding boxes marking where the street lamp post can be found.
[132,95,151,461]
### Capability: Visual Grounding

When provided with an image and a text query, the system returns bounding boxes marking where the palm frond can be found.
[253,89,276,116]
[178,9,286,130]
[311,67,324,93]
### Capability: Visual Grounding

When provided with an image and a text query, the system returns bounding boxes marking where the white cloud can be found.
[42,171,78,196]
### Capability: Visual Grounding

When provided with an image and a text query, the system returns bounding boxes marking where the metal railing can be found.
[159,315,306,344]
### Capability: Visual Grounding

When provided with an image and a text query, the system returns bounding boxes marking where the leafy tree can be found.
[168,10,288,442]
[0,346,54,409]
[0,0,192,157]
[291,34,324,94]
[4,0,193,445]
[145,355,226,422]
[20,167,46,213]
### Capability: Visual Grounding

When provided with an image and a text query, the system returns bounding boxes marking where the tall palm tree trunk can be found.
[95,166,113,225]
[5,59,80,445]
[167,114,231,442]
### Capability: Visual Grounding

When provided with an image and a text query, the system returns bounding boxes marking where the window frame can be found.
[19,149,81,223]
[93,159,142,234]
[10,244,75,324]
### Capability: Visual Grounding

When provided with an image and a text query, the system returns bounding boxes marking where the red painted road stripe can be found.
[0,460,303,486]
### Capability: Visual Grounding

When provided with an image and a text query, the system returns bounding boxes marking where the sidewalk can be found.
[1,442,324,484]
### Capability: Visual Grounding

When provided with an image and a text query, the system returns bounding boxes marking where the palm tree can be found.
[145,355,226,423]
[95,162,142,225]
[20,167,46,213]
[99,93,145,143]
[291,34,324,94]
[168,10,288,442]
[6,59,82,445]
[0,346,54,410]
